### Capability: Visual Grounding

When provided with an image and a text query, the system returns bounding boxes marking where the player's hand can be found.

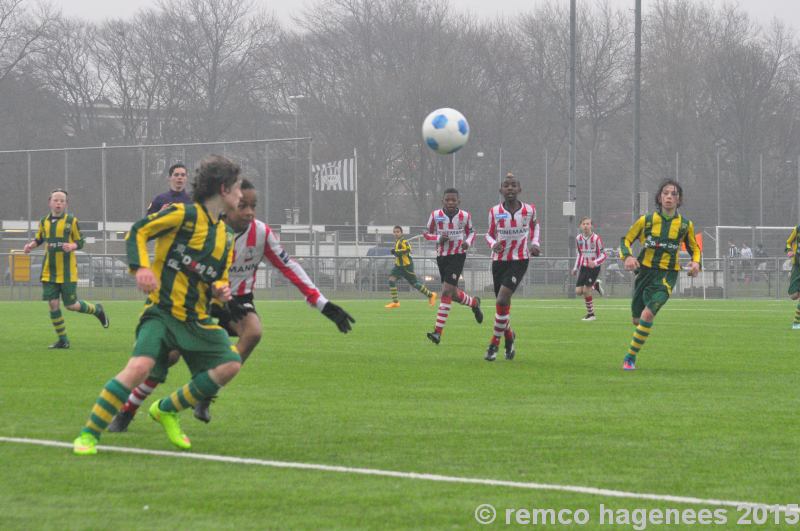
[571,269,577,276]
[530,244,541,257]
[687,261,701,277]
[61,242,78,252]
[23,241,36,254]
[322,302,355,333]
[438,234,449,244]
[135,267,159,293]
[160,203,171,211]
[491,242,504,253]
[624,256,639,271]
[788,251,795,258]
[212,282,232,302]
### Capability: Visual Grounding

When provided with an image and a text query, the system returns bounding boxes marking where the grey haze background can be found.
[54,0,800,29]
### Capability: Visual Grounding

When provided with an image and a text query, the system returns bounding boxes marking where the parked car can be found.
[91,256,136,286]
[355,246,394,291]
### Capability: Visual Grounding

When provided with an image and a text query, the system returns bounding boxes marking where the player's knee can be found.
[65,302,80,311]
[119,357,155,386]
[167,350,181,366]
[212,360,241,385]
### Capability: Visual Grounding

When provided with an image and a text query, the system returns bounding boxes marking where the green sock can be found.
[50,310,67,341]
[81,378,130,440]
[415,282,432,297]
[159,371,221,413]
[794,302,800,324]
[628,319,652,357]
[77,300,96,315]
[389,280,398,303]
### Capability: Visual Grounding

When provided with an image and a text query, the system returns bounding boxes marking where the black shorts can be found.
[491,259,529,296]
[576,266,600,288]
[437,254,467,286]
[212,293,257,337]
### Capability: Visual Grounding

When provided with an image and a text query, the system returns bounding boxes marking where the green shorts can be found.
[390,264,418,284]
[631,267,679,318]
[789,264,800,295]
[42,282,78,305]
[132,304,240,383]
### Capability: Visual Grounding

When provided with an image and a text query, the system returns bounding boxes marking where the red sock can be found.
[434,295,453,334]
[122,378,159,413]
[492,304,510,346]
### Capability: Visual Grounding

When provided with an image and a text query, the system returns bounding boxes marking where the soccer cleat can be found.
[73,432,98,456]
[426,331,441,345]
[193,396,216,424]
[472,296,484,324]
[484,344,498,362]
[582,313,596,321]
[793,323,800,330]
[429,292,437,307]
[623,354,637,371]
[48,338,70,349]
[594,279,605,296]
[504,331,516,360]
[107,409,135,432]
[384,302,400,308]
[95,303,110,328]
[149,401,191,450]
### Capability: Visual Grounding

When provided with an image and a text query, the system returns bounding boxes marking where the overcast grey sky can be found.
[54,0,800,31]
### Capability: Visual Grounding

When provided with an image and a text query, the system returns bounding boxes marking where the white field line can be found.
[1,436,796,513]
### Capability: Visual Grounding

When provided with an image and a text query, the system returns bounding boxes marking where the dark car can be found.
[355,246,395,291]
[92,256,136,286]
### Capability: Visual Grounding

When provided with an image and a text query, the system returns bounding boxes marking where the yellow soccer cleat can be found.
[429,292,437,307]
[149,401,191,450]
[73,432,98,456]
[384,302,400,308]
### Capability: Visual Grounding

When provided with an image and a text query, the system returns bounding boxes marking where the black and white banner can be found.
[313,158,355,191]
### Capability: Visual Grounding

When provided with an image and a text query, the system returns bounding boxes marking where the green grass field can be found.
[1,298,798,529]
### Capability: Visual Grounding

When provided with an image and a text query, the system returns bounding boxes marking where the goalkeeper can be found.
[108,179,354,431]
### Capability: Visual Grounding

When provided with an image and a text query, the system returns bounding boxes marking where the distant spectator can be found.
[146,163,191,215]
[740,243,753,282]
[728,240,740,281]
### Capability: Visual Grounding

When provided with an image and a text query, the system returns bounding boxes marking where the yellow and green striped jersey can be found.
[126,202,234,322]
[393,237,413,267]
[620,211,702,271]
[786,225,800,266]
[34,213,84,283]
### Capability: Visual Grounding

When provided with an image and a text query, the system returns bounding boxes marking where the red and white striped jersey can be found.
[423,208,476,256]
[485,202,540,261]
[572,232,607,271]
[228,219,328,310]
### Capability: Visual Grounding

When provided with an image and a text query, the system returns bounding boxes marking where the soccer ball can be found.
[422,108,470,154]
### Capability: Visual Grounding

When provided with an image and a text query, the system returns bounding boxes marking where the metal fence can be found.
[1,252,792,302]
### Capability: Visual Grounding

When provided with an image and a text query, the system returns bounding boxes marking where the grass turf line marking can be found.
[1,436,796,512]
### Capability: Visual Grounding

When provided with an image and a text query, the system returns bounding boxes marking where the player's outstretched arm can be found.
[321,302,355,333]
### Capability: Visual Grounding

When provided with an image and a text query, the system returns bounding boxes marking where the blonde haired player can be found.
[571,217,607,320]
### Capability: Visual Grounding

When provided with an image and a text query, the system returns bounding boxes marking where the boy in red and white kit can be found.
[484,172,540,361]
[423,188,483,345]
[571,217,607,320]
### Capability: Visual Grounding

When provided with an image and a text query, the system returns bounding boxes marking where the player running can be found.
[571,217,607,320]
[483,172,540,361]
[423,188,483,345]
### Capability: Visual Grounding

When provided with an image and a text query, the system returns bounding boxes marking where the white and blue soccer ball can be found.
[422,108,470,154]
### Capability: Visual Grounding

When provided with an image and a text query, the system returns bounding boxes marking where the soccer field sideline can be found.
[2,436,796,513]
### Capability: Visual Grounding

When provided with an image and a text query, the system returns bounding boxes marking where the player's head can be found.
[226,178,257,232]
[393,225,403,239]
[579,216,592,234]
[192,155,242,207]
[168,163,188,192]
[655,179,682,212]
[442,188,460,213]
[48,188,68,216]
[500,172,520,202]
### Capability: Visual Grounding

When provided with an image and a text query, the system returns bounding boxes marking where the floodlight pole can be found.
[568,0,576,251]
[633,0,641,219]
